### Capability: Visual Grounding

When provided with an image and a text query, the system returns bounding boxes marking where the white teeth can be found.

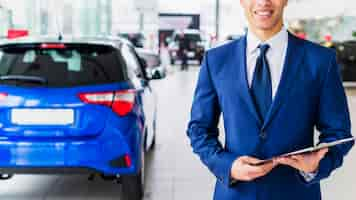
[256,11,272,16]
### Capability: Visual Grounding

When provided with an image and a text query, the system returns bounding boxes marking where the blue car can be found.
[0,36,160,200]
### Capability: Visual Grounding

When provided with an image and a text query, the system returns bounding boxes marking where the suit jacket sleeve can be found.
[186,51,237,187]
[299,52,354,185]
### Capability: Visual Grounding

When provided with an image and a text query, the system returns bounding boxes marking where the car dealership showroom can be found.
[0,0,355,199]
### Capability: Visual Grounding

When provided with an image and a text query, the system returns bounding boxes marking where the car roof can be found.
[0,35,129,49]
[174,29,201,35]
[135,47,158,56]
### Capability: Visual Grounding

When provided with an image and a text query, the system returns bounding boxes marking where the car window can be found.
[138,53,160,68]
[121,45,144,86]
[173,33,201,42]
[185,34,201,41]
[0,44,126,87]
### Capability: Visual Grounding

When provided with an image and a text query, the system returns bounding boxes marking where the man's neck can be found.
[248,23,284,42]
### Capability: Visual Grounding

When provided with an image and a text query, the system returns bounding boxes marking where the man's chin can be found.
[254,23,280,32]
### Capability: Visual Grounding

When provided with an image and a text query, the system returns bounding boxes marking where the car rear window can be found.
[174,34,201,42]
[138,53,160,68]
[0,43,126,87]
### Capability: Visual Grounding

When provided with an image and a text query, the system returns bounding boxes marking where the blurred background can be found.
[0,0,355,199]
[1,0,356,48]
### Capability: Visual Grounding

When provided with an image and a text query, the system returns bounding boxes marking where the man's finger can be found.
[241,156,263,165]
[245,168,270,180]
[276,157,300,169]
[244,164,265,174]
[260,160,277,171]
[246,170,264,179]
[241,160,277,180]
[291,155,303,161]
[316,148,329,159]
[261,162,275,170]
[247,162,276,174]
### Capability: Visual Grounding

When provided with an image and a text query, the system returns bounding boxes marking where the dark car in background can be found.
[118,33,145,48]
[135,48,167,80]
[333,41,356,82]
[95,36,166,80]
[0,36,163,200]
[167,29,205,65]
[226,34,243,41]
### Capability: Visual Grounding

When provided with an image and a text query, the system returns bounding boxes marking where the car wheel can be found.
[170,58,175,65]
[0,174,13,180]
[149,119,157,150]
[198,57,203,65]
[121,172,143,200]
[150,131,156,150]
[121,149,144,200]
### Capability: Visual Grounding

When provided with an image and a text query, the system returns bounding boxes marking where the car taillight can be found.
[40,43,66,49]
[7,29,29,39]
[124,154,132,167]
[78,90,135,116]
[0,93,8,101]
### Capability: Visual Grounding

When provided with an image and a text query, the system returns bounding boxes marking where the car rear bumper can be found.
[170,50,204,61]
[0,167,98,175]
[0,125,142,176]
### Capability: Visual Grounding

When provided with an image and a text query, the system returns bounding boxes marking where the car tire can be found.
[150,131,156,150]
[170,58,175,65]
[0,174,13,180]
[150,119,157,150]
[143,127,154,152]
[121,171,144,200]
[121,172,144,200]
[121,148,144,200]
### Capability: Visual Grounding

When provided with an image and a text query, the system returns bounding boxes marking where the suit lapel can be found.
[262,32,305,129]
[235,36,263,126]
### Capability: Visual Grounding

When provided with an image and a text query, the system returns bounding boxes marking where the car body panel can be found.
[0,36,157,176]
[167,29,205,64]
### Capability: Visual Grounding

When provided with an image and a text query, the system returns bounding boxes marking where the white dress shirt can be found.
[245,27,317,182]
[246,26,288,99]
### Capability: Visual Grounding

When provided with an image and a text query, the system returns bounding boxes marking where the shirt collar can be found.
[247,26,288,55]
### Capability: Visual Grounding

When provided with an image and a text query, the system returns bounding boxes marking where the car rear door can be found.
[121,44,156,150]
[0,43,130,139]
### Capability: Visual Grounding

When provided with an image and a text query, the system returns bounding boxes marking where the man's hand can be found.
[230,156,277,181]
[275,148,329,173]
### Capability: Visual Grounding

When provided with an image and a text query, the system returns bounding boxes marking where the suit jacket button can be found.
[260,131,267,139]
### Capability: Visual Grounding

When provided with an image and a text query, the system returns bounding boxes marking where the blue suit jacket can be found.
[187,33,354,200]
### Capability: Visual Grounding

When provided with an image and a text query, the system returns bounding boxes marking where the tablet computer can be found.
[251,137,355,166]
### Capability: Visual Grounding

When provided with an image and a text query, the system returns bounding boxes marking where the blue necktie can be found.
[250,44,272,122]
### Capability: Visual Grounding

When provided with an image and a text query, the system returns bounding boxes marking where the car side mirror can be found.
[150,68,166,80]
[136,57,150,81]
[138,56,166,80]
[134,42,144,48]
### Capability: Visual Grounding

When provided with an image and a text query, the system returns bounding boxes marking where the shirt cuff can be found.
[229,178,238,185]
[299,170,318,182]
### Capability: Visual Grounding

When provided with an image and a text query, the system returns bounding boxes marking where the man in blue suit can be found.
[186,0,354,199]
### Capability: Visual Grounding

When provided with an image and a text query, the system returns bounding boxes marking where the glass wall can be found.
[71,0,112,36]
[288,16,356,43]
[113,0,159,50]
[0,5,13,38]
[0,0,112,36]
